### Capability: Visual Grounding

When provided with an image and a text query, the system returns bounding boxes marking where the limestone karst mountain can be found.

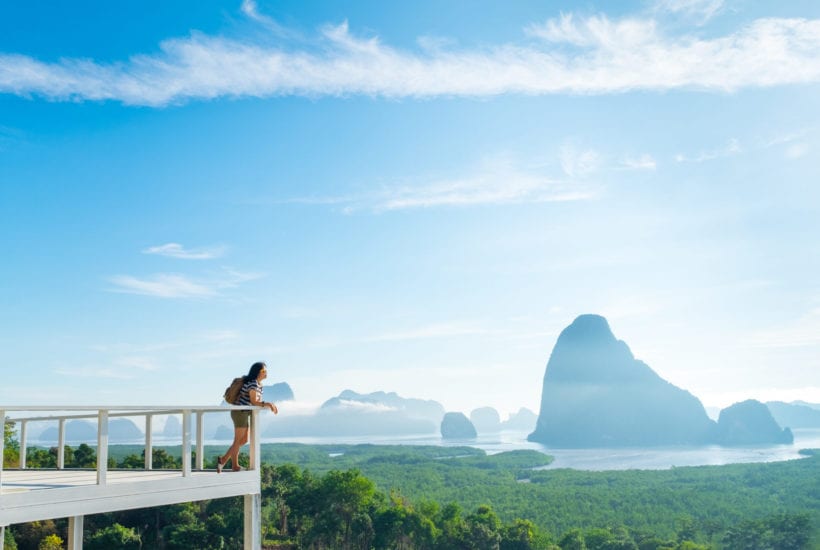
[766,401,820,429]
[500,408,538,432]
[470,407,501,433]
[718,400,794,445]
[267,382,295,402]
[38,420,96,442]
[37,418,143,443]
[528,314,716,447]
[441,412,477,439]
[263,390,443,437]
[162,415,182,437]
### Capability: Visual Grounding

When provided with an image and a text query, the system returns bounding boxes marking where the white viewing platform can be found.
[1,406,263,550]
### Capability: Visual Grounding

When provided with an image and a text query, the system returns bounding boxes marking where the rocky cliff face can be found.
[470,407,501,433]
[717,400,793,445]
[766,401,820,429]
[441,412,477,439]
[528,314,716,447]
[267,382,295,402]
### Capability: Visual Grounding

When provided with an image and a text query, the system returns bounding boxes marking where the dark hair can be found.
[244,362,267,382]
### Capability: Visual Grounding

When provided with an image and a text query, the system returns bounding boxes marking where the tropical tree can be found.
[558,528,586,550]
[3,528,19,550]
[3,418,19,467]
[36,535,63,550]
[85,524,141,550]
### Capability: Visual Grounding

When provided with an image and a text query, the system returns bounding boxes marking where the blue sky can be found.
[1,0,819,417]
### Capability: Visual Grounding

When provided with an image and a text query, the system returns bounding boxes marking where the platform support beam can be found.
[244,493,261,550]
[68,515,84,550]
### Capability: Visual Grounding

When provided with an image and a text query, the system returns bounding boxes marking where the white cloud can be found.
[108,273,216,298]
[653,0,725,23]
[241,0,270,24]
[376,171,592,211]
[526,13,660,47]
[699,386,820,409]
[142,242,226,260]
[758,128,812,159]
[560,144,601,177]
[1,15,820,106]
[315,155,597,212]
[366,322,492,343]
[114,356,159,371]
[240,0,298,38]
[619,153,657,170]
[200,329,241,342]
[675,137,742,162]
[53,366,136,380]
[324,400,397,413]
[785,142,809,159]
[107,268,262,298]
[215,268,264,288]
[745,308,820,349]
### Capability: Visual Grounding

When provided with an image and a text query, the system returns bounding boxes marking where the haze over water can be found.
[253,428,820,471]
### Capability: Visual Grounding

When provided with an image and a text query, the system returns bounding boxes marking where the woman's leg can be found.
[226,427,249,470]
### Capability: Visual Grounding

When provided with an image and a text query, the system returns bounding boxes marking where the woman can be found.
[218,361,278,472]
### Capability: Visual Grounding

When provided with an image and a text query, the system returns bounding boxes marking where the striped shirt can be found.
[237,379,262,406]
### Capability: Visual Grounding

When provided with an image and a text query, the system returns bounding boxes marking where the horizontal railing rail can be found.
[1,405,262,494]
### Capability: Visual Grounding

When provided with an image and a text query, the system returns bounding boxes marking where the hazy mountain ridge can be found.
[718,400,793,445]
[441,412,477,439]
[766,401,820,429]
[263,389,443,438]
[529,314,795,448]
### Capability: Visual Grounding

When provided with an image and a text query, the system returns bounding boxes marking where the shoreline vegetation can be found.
[3,442,818,549]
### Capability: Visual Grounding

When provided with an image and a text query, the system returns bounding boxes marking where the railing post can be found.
[249,408,260,471]
[97,410,109,485]
[0,409,5,492]
[145,414,153,470]
[58,417,66,469]
[182,410,191,477]
[196,410,205,471]
[20,419,28,469]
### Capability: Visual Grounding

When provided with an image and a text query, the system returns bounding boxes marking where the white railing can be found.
[0,406,261,493]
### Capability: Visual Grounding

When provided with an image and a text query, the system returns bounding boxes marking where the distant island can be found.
[529,314,794,447]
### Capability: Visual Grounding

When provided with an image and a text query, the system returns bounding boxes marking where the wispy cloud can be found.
[759,128,813,160]
[142,242,226,260]
[374,171,593,212]
[336,155,597,212]
[785,143,809,159]
[1,14,819,106]
[240,0,299,39]
[107,268,262,298]
[675,137,742,163]
[366,322,493,343]
[559,144,601,177]
[653,0,726,23]
[746,307,820,349]
[619,153,657,170]
[53,365,136,380]
[108,273,217,298]
[114,356,159,371]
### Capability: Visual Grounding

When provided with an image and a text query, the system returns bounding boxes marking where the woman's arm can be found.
[249,385,278,414]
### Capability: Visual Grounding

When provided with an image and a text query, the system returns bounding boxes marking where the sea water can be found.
[256,428,820,471]
[29,428,820,471]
